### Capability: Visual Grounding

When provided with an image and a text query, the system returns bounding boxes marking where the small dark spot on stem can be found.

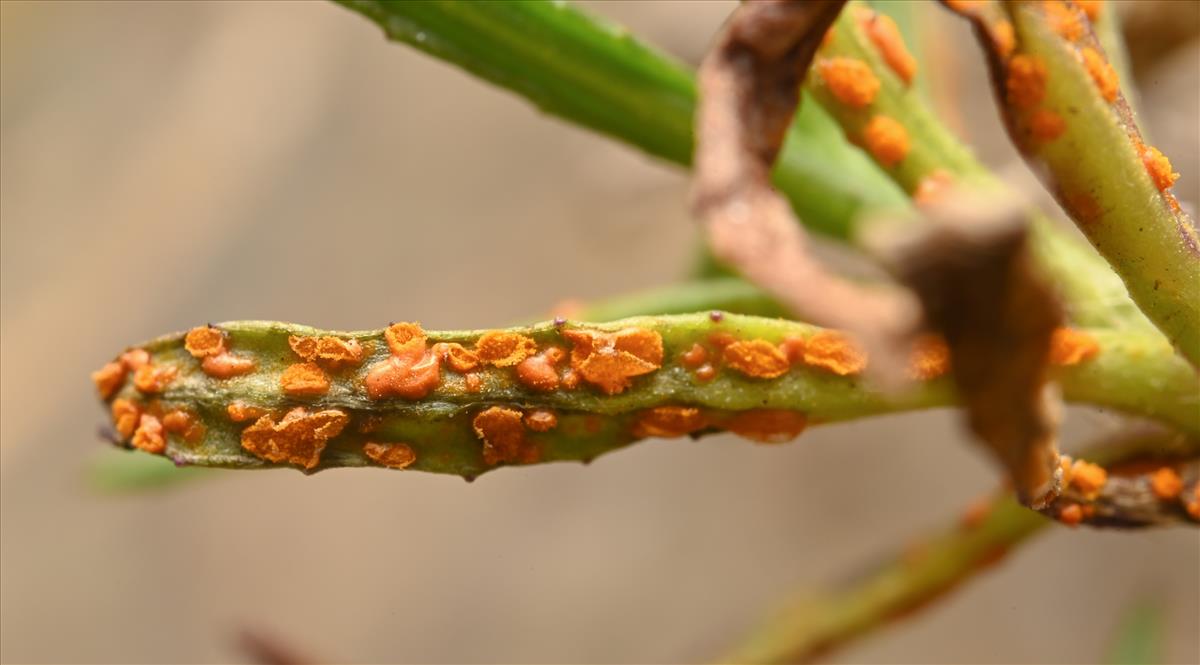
[709,311,725,323]
[553,316,567,327]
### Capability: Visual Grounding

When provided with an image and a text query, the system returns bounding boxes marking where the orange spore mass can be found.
[280,362,331,397]
[817,57,880,109]
[433,342,480,373]
[725,409,807,444]
[240,407,349,470]
[861,11,917,84]
[111,398,141,438]
[803,331,868,375]
[515,351,561,392]
[92,361,126,399]
[1149,467,1183,500]
[1029,109,1066,142]
[1044,1,1084,41]
[227,401,267,423]
[1139,144,1180,191]
[1081,47,1118,102]
[185,326,226,358]
[132,414,166,454]
[1058,503,1083,526]
[863,115,910,167]
[1047,328,1100,366]
[562,327,663,395]
[364,442,417,469]
[524,409,559,432]
[475,331,538,367]
[908,334,951,380]
[473,406,538,466]
[723,339,790,379]
[632,406,707,439]
[1069,459,1107,499]
[1006,55,1047,109]
[133,363,177,394]
[680,343,708,369]
[200,353,256,379]
[364,354,441,400]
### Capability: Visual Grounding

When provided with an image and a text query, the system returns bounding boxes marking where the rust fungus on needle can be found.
[364,442,417,470]
[1139,144,1180,191]
[289,334,365,369]
[131,414,166,454]
[133,363,177,394]
[524,409,558,432]
[185,326,226,358]
[723,339,790,379]
[1044,1,1085,42]
[680,343,708,369]
[1081,47,1118,102]
[515,346,564,392]
[992,20,1016,59]
[908,334,951,380]
[475,331,539,367]
[817,57,880,109]
[111,398,141,439]
[227,401,268,423]
[201,353,255,379]
[385,322,427,360]
[1006,55,1047,109]
[725,409,807,444]
[1047,327,1100,365]
[1029,109,1066,143]
[280,362,331,397]
[1058,503,1083,526]
[863,115,910,167]
[561,327,664,395]
[432,342,480,373]
[803,330,868,375]
[365,321,442,400]
[860,9,917,84]
[240,407,349,470]
[163,409,204,444]
[1069,459,1107,500]
[632,406,707,438]
[780,336,806,365]
[121,349,150,371]
[464,373,482,393]
[92,361,126,399]
[694,364,717,382]
[186,326,256,378]
[473,406,538,466]
[1149,467,1183,500]
[1076,0,1101,21]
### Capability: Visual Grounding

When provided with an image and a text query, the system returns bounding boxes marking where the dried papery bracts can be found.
[93,314,1197,480]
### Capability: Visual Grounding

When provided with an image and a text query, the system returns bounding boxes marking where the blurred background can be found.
[1,1,1197,663]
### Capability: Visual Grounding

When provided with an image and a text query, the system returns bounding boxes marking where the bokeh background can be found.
[2,1,1197,663]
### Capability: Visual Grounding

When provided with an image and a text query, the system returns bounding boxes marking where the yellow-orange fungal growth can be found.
[280,362,330,397]
[1029,109,1066,142]
[200,353,255,379]
[680,343,708,369]
[515,347,564,392]
[133,363,177,394]
[861,11,917,84]
[185,326,226,358]
[92,361,126,399]
[632,406,707,439]
[1139,144,1179,191]
[120,349,150,371]
[992,21,1016,59]
[1081,47,1118,102]
[474,331,538,367]
[1069,459,1107,499]
[725,409,807,444]
[723,339,790,379]
[1006,55,1047,109]
[780,336,806,365]
[1076,0,1101,21]
[908,334,951,380]
[944,0,990,12]
[240,407,349,470]
[862,115,910,167]
[524,409,558,433]
[111,398,141,439]
[1048,327,1100,366]
[817,57,880,109]
[163,409,204,444]
[366,322,441,400]
[562,327,664,395]
[433,342,480,373]
[1149,467,1183,500]
[226,401,267,423]
[914,170,955,206]
[1043,1,1085,41]
[384,322,427,361]
[694,364,717,382]
[803,331,868,376]
[132,414,165,454]
[473,406,537,466]
[1187,486,1200,520]
[289,335,365,368]
[464,372,483,393]
[364,442,417,469]
[1058,503,1083,526]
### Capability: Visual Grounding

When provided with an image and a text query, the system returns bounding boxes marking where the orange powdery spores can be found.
[561,327,664,395]
[725,409,807,444]
[201,353,256,379]
[515,346,564,392]
[473,406,538,466]
[475,331,538,367]
[992,20,1016,59]
[111,398,141,439]
[227,401,267,422]
[185,326,226,358]
[364,442,417,469]
[432,342,480,373]
[723,339,790,379]
[240,407,349,470]
[817,57,880,109]
[1047,327,1100,366]
[1076,0,1102,21]
[280,362,331,397]
[860,10,917,84]
[184,325,256,379]
[1081,47,1118,102]
[680,343,708,369]
[1149,467,1183,500]
[1029,109,1066,143]
[163,409,204,444]
[288,334,365,369]
[863,115,909,167]
[132,414,166,454]
[1139,144,1180,191]
[1006,55,1047,109]
[908,334,950,380]
[133,363,177,394]
[91,361,126,399]
[1069,459,1107,499]
[365,321,441,400]
[1043,1,1085,41]
[1058,502,1083,526]
[523,409,558,433]
[632,406,707,439]
[803,330,868,375]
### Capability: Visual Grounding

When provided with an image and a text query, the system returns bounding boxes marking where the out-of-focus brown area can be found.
[1,2,1196,663]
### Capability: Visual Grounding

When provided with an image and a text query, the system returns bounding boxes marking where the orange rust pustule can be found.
[1069,459,1107,499]
[111,398,141,439]
[240,407,349,470]
[803,331,868,376]
[1043,1,1085,41]
[131,414,166,454]
[694,364,717,382]
[364,354,441,400]
[201,353,255,379]
[475,331,538,367]
[723,339,790,379]
[1058,503,1083,526]
[185,326,226,358]
[227,401,268,423]
[121,349,150,371]
[432,342,480,373]
[725,409,807,444]
[464,373,483,393]
[1006,55,1047,109]
[680,343,708,369]
[1081,47,1118,102]
[860,10,917,84]
[364,442,417,469]
[914,170,954,206]
[515,347,564,392]
[289,335,365,369]
[281,362,331,397]
[780,336,806,365]
[561,327,664,395]
[1076,0,1101,21]
[992,20,1016,59]
[1187,486,1200,520]
[163,409,204,444]
[1149,467,1183,500]
[133,363,177,394]
[384,322,427,361]
[524,409,558,432]
[1139,144,1180,191]
[862,115,910,167]
[817,57,880,109]
[908,334,951,380]
[1048,327,1100,366]
[632,406,708,439]
[473,406,537,466]
[92,361,126,399]
[1029,109,1066,143]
